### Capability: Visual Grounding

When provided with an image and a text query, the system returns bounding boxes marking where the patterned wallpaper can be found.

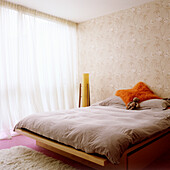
[78,0,170,104]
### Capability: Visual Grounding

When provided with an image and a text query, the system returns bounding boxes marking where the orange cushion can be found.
[115,82,161,105]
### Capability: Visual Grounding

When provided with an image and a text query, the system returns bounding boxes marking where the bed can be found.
[14,94,170,170]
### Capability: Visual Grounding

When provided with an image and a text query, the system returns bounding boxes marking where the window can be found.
[0,5,77,139]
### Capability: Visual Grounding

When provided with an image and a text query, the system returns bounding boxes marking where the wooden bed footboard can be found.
[15,128,170,170]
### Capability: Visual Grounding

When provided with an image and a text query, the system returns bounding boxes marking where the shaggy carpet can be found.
[0,146,76,170]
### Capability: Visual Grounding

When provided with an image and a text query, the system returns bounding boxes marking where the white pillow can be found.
[92,96,125,106]
[140,99,169,110]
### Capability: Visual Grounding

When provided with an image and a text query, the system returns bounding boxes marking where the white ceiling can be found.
[7,0,154,23]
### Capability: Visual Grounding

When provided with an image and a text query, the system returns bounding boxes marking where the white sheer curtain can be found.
[0,4,78,139]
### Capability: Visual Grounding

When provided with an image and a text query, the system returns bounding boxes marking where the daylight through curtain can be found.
[0,3,78,139]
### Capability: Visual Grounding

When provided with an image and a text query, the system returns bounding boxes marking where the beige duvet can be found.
[14,106,170,164]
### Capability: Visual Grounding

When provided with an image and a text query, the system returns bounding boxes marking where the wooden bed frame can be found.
[15,128,169,170]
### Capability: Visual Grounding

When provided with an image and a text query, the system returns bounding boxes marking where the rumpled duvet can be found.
[14,106,170,164]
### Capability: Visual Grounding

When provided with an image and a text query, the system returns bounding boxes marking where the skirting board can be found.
[15,128,170,170]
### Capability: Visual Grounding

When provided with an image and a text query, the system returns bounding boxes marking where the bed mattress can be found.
[14,105,170,164]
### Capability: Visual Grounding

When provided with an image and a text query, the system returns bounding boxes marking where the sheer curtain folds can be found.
[0,5,78,139]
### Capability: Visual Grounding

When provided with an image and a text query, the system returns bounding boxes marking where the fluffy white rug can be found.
[0,146,76,170]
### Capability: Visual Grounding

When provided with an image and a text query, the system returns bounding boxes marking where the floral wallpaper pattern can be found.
[78,0,170,104]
